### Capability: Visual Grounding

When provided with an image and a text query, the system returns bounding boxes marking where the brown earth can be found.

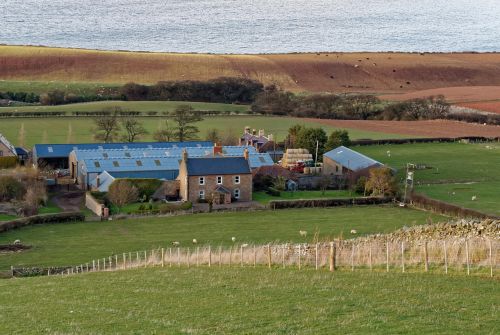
[1,45,500,93]
[304,119,500,138]
[456,101,500,114]
[381,86,500,103]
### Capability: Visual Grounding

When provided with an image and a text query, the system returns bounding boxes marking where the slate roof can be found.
[0,133,17,156]
[33,141,212,159]
[323,146,383,171]
[186,157,251,176]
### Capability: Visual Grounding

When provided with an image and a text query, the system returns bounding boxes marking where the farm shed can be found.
[322,146,383,177]
[89,170,173,192]
[33,141,212,169]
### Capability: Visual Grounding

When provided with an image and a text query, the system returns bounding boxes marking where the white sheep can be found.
[386,150,391,157]
[231,237,236,242]
[13,239,21,245]
[350,229,357,234]
[241,244,249,248]
[299,230,307,237]
[172,241,180,246]
[192,239,198,244]
[471,195,477,201]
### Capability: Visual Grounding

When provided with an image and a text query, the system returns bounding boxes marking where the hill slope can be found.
[1,46,500,93]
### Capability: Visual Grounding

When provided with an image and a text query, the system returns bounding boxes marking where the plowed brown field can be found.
[457,101,500,114]
[1,46,500,93]
[381,86,500,103]
[304,119,500,138]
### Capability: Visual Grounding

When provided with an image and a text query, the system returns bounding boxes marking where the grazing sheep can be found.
[192,239,197,244]
[172,241,180,246]
[241,244,249,248]
[13,239,21,245]
[350,229,357,234]
[386,150,391,157]
[231,237,236,242]
[299,230,307,237]
[471,195,477,201]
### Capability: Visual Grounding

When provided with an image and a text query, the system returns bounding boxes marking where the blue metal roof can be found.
[248,153,274,169]
[323,146,383,171]
[107,171,172,179]
[33,141,212,158]
[82,157,181,173]
[186,157,251,176]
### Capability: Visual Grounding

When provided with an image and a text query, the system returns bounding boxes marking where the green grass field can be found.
[0,267,497,334]
[0,206,444,269]
[0,100,250,114]
[0,214,17,222]
[356,142,500,215]
[253,190,354,204]
[0,115,410,147]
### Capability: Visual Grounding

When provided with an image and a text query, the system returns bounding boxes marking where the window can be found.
[234,175,240,184]
[0,150,3,157]
[136,160,143,166]
[335,165,339,173]
[102,153,108,158]
[113,161,120,167]
[216,176,223,184]
[125,152,131,158]
[154,160,161,166]
[47,146,53,153]
[94,161,100,168]
[199,190,205,200]
[259,157,266,163]
[199,177,205,185]
[234,189,240,199]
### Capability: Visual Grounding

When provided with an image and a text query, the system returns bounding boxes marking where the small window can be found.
[98,146,103,150]
[216,176,223,184]
[113,161,119,167]
[94,161,100,168]
[234,175,240,184]
[0,150,3,157]
[102,153,108,158]
[125,152,131,158]
[48,146,53,153]
[154,160,161,166]
[259,157,266,163]
[234,189,240,199]
[335,165,339,173]
[199,177,205,185]
[199,190,205,200]
[136,160,143,166]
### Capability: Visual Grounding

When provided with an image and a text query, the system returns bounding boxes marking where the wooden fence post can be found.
[315,243,319,270]
[369,243,372,272]
[386,241,389,272]
[122,253,126,269]
[92,260,96,271]
[169,248,172,267]
[282,245,285,269]
[465,240,470,275]
[351,244,355,271]
[103,258,106,270]
[443,240,448,274]
[253,245,257,268]
[298,244,302,270]
[136,251,139,267]
[144,250,147,268]
[97,258,100,271]
[329,242,335,272]
[208,246,211,267]
[229,246,232,267]
[161,248,165,267]
[187,248,190,268]
[241,245,244,267]
[177,247,180,267]
[267,244,272,269]
[489,239,493,278]
[424,241,429,272]
[86,263,89,272]
[401,241,405,273]
[115,255,118,270]
[218,246,222,267]
[196,247,200,267]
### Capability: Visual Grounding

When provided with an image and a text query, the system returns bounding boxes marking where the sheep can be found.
[192,239,197,244]
[241,244,249,248]
[386,150,391,157]
[231,237,236,242]
[299,230,307,237]
[471,195,477,201]
[350,229,357,234]
[13,239,21,245]
[172,241,180,246]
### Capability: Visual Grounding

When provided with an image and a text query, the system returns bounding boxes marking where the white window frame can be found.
[234,189,240,199]
[199,176,205,185]
[234,175,240,184]
[199,190,205,200]
[216,176,223,185]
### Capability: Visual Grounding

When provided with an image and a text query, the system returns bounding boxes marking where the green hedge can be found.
[122,179,163,199]
[268,197,391,209]
[158,202,192,214]
[0,212,85,233]
[0,156,18,168]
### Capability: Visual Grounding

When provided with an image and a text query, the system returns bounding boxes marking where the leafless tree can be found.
[121,118,148,142]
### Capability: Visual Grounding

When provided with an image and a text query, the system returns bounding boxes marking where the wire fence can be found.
[10,238,498,278]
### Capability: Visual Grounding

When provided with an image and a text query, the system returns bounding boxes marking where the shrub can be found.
[266,187,281,197]
[0,212,85,233]
[123,179,163,199]
[0,157,18,168]
[0,176,26,201]
[108,180,139,208]
[158,201,192,214]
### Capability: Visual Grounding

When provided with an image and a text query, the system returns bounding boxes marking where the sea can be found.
[1,0,499,53]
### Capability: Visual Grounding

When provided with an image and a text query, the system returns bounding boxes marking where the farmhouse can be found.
[178,149,252,204]
[33,141,212,169]
[0,133,17,158]
[322,146,383,177]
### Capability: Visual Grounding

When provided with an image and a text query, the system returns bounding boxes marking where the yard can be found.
[0,206,445,269]
[0,268,497,334]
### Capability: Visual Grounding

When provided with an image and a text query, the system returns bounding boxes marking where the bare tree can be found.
[108,180,139,210]
[93,108,121,143]
[365,167,398,196]
[318,175,331,195]
[171,105,203,141]
[153,120,176,142]
[205,128,221,144]
[221,129,238,146]
[121,118,148,142]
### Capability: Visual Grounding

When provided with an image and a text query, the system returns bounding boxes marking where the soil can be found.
[456,101,500,114]
[51,191,85,212]
[380,86,500,103]
[304,118,500,138]
[0,244,31,252]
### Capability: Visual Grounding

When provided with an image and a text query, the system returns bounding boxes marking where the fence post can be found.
[177,247,180,267]
[86,263,89,272]
[229,246,232,267]
[282,245,285,269]
[267,244,272,269]
[122,253,126,269]
[315,243,319,270]
[241,245,244,267]
[97,258,100,271]
[489,239,494,278]
[103,258,106,270]
[115,255,118,270]
[401,241,405,273]
[329,242,335,272]
[386,241,390,272]
[424,241,429,272]
[443,240,448,274]
[161,248,165,267]
[253,245,257,267]
[136,251,139,268]
[92,260,96,271]
[187,248,190,268]
[144,250,147,268]
[219,246,222,267]
[465,240,470,275]
[351,244,355,271]
[208,246,211,267]
[169,248,172,267]
[369,243,372,272]
[196,247,200,267]
[298,244,302,270]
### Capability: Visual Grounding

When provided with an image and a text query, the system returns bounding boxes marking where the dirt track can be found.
[305,119,500,138]
[1,46,500,94]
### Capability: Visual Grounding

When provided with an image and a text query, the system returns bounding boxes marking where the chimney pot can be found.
[243,148,249,160]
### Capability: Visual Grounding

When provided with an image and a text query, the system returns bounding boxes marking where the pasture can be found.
[356,142,500,215]
[0,206,445,269]
[0,268,497,334]
[0,116,409,148]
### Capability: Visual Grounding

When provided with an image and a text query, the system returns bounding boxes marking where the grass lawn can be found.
[0,214,17,222]
[0,116,409,147]
[0,100,250,114]
[0,267,497,334]
[253,190,354,204]
[356,142,500,214]
[0,206,445,268]
[37,199,63,215]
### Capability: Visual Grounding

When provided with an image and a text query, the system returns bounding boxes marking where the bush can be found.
[266,187,281,197]
[0,212,85,233]
[0,176,26,201]
[158,201,192,214]
[108,180,139,207]
[0,157,18,168]
[122,179,163,199]
[269,197,391,209]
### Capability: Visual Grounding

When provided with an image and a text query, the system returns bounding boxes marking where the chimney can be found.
[243,148,249,160]
[213,143,223,156]
[244,126,250,134]
[259,129,265,137]
[182,149,188,162]
[252,129,256,135]
[268,134,274,141]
